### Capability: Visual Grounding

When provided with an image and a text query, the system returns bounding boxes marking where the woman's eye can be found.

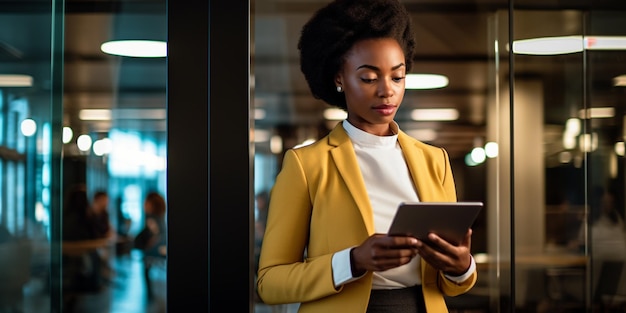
[361,78,376,83]
[393,76,405,83]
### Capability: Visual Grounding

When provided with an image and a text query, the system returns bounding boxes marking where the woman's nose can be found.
[378,79,394,98]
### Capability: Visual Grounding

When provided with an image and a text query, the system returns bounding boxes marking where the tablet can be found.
[387,202,483,246]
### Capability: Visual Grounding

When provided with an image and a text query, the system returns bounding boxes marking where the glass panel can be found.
[252,0,505,312]
[487,9,513,313]
[509,2,619,312]
[512,7,588,312]
[0,2,59,312]
[61,1,167,312]
[586,8,626,312]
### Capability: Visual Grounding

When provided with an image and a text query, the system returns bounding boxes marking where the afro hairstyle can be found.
[297,0,416,110]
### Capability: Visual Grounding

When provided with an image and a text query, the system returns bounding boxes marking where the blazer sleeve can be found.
[256,149,341,304]
[439,269,477,296]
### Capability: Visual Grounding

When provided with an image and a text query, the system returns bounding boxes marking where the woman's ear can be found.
[334,74,343,90]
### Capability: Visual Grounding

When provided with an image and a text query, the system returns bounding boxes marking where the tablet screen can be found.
[387,202,483,246]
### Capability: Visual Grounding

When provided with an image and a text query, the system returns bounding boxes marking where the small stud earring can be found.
[336,86,343,92]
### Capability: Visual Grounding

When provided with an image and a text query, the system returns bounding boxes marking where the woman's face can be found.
[144,201,153,214]
[335,38,406,136]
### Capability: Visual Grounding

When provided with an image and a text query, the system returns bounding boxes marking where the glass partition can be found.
[0,2,61,312]
[511,7,587,312]
[1,1,168,312]
[486,9,514,313]
[61,1,167,312]
[512,2,626,312]
[585,7,626,312]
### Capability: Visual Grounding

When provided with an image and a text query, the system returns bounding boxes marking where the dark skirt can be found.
[366,285,426,313]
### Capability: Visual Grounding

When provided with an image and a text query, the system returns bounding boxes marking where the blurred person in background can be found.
[134,191,167,299]
[91,190,112,238]
[91,190,114,283]
[62,184,109,311]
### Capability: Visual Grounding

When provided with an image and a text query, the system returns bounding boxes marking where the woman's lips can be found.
[373,104,396,116]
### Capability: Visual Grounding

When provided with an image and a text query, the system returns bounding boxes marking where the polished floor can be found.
[17,250,166,313]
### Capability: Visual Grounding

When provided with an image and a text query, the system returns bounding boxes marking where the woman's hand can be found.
[350,234,419,275]
[416,229,473,276]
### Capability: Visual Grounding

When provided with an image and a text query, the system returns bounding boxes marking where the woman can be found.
[134,191,167,299]
[256,0,477,312]
[134,191,167,258]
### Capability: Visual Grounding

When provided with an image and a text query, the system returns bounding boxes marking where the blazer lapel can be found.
[328,124,375,234]
[397,132,432,202]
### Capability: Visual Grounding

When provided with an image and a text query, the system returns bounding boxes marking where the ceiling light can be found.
[405,74,448,89]
[323,108,347,120]
[20,119,37,136]
[79,108,167,120]
[578,107,615,119]
[93,138,113,156]
[0,74,33,87]
[113,109,166,120]
[410,108,459,121]
[63,127,74,144]
[79,109,111,120]
[513,36,626,55]
[615,142,625,157]
[101,40,167,58]
[579,133,598,152]
[76,134,93,151]
[586,36,626,50]
[614,75,626,87]
[513,36,583,55]
[563,133,577,150]
[471,147,486,164]
[484,142,498,158]
[565,118,581,135]
[465,153,479,167]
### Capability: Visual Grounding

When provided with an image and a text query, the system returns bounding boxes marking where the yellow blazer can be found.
[257,123,477,313]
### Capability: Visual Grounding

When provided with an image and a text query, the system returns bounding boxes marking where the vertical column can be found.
[167,0,210,311]
[513,80,545,253]
[208,1,253,312]
[168,1,252,312]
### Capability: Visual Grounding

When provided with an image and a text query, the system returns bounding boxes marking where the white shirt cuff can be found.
[444,255,476,283]
[332,247,362,287]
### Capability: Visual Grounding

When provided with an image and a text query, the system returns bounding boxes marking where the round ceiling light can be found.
[101,40,167,57]
[512,36,583,55]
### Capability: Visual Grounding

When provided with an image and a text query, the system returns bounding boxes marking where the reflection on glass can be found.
[0,0,169,312]
[514,4,626,312]
[61,1,168,311]
[0,3,56,312]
